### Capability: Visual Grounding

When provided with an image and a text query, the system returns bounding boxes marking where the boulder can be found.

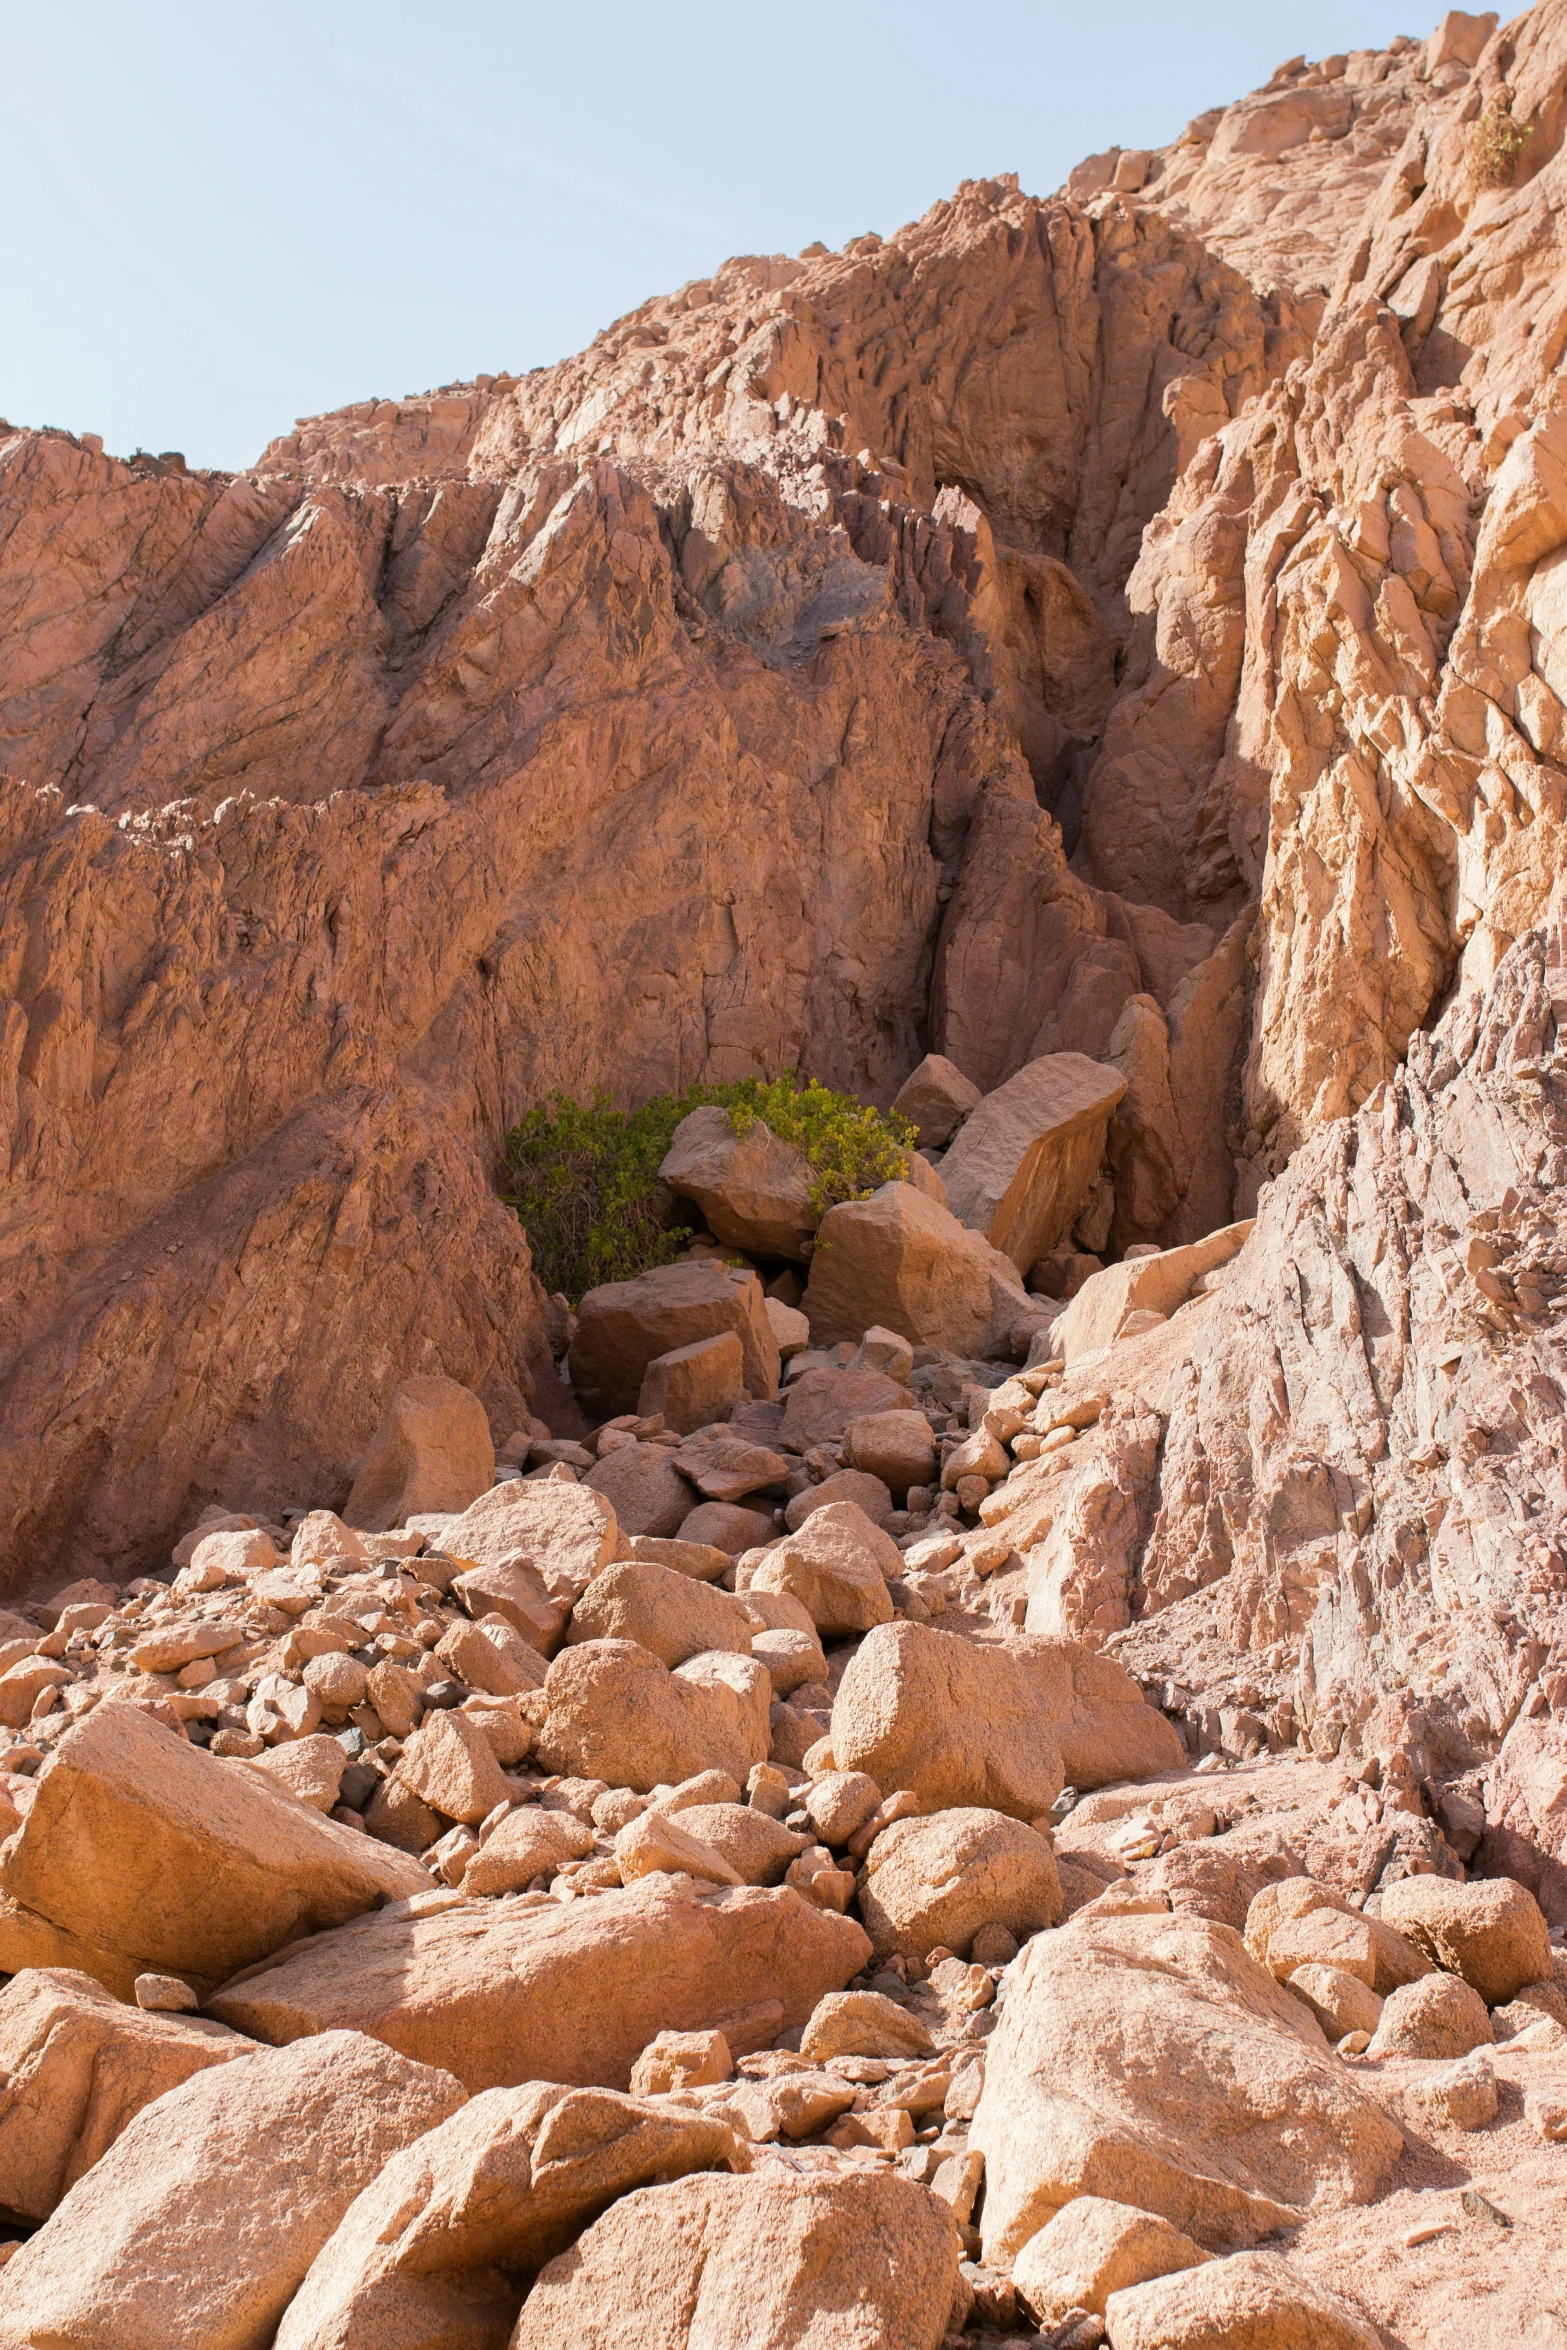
[802,1182,1026,1354]
[0,1704,428,1999]
[891,1053,982,1149]
[436,1612,547,1696]
[843,1408,938,1494]
[630,2029,733,2093]
[778,1363,913,1452]
[570,1262,780,1419]
[672,1433,790,1502]
[0,2031,466,2350]
[1366,1972,1494,2060]
[628,1534,730,1582]
[444,1480,619,1613]
[678,1501,776,1554]
[1377,1873,1553,2005]
[971,1913,1404,2263]
[800,1989,935,2061]
[206,1877,870,2092]
[636,1334,748,1433]
[1012,2195,1208,2326]
[783,1466,895,1530]
[464,1804,592,1895]
[672,1802,805,1885]
[1410,2048,1498,2131]
[616,1808,741,1885]
[1050,1219,1253,1364]
[938,1054,1127,1273]
[1244,1879,1430,1996]
[1264,1906,1378,1989]
[450,1558,569,1653]
[658,1105,817,1259]
[395,1709,512,1826]
[567,1560,756,1667]
[751,1625,828,1696]
[536,1639,770,1791]
[274,2081,750,2350]
[859,1807,1062,1961]
[764,1296,810,1358]
[511,2169,959,2350]
[832,1623,1064,1819]
[583,1442,698,1534]
[1011,1635,1187,1787]
[251,1733,348,1813]
[1286,1964,1383,2043]
[741,1501,897,1639]
[344,1375,495,1534]
[0,1967,250,2221]
[1105,2249,1382,2350]
[803,1770,883,1845]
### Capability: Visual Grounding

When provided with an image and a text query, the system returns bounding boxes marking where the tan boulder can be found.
[301,1649,371,1718]
[1105,2249,1382,2349]
[891,1052,982,1149]
[1010,1635,1187,1787]
[567,1559,756,1667]
[971,1913,1403,2263]
[1265,1906,1378,1989]
[583,1439,700,1532]
[437,1611,547,1696]
[1377,1873,1553,2005]
[629,2028,733,2093]
[617,1807,741,1885]
[635,1335,747,1434]
[463,1804,591,1895]
[1366,1972,1494,2060]
[395,1708,511,1826]
[206,1877,870,2091]
[0,2030,466,2350]
[800,1989,935,2061]
[741,1501,898,1639]
[782,1465,895,1530]
[1286,1964,1384,2043]
[0,1967,250,2221]
[1013,2194,1208,2326]
[678,1500,776,1554]
[512,2168,960,2350]
[778,1363,914,1451]
[765,1296,810,1358]
[831,1622,1064,1820]
[628,1533,731,1581]
[672,1802,805,1884]
[365,1658,426,1739]
[274,2080,749,2350]
[451,1558,567,1653]
[344,1375,495,1534]
[751,1624,828,1696]
[250,1733,348,1814]
[843,1407,938,1494]
[535,1637,759,1791]
[801,1181,1025,1354]
[363,1774,443,1856]
[442,1479,619,1603]
[658,1104,817,1259]
[0,1704,428,1999]
[569,1261,780,1419]
[938,1053,1127,1272]
[859,1807,1062,1961]
[1050,1218,1253,1364]
[802,1769,883,1846]
[1244,1879,1430,1997]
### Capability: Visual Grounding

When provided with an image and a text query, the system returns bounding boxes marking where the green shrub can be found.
[502,1074,916,1301]
[1468,102,1531,189]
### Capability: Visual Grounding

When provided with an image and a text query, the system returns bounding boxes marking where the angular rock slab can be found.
[0,1703,428,1998]
[891,1052,982,1150]
[831,1622,1065,1819]
[569,1261,779,1420]
[275,2081,749,2350]
[0,1965,250,2221]
[1105,2248,1382,2349]
[207,1877,870,2092]
[442,1481,620,1602]
[971,1913,1403,2263]
[938,1053,1127,1272]
[0,2030,466,2350]
[801,1182,1026,1355]
[511,2167,960,2350]
[344,1373,495,1534]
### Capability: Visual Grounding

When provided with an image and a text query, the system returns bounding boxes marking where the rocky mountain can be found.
[2,8,1567,2344]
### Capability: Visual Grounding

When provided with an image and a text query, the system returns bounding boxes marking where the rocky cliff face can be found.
[4,2,1567,1636]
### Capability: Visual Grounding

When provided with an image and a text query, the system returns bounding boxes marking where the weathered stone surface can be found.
[395,1708,511,1826]
[635,1336,747,1437]
[344,1375,495,1534]
[1012,2194,1208,2326]
[582,1441,698,1535]
[742,1502,898,1640]
[1105,2249,1382,2350]
[1286,1963,1383,2044]
[536,1639,769,1791]
[800,1989,935,2061]
[842,1408,938,1494]
[801,1183,1026,1355]
[1244,1880,1430,1999]
[0,1967,249,2222]
[858,1806,1062,1961]
[207,1878,870,2091]
[511,2168,959,2350]
[669,1801,804,1884]
[0,1704,427,1998]
[0,2030,466,2350]
[570,1263,779,1420]
[442,1482,618,1603]
[1050,1219,1254,1363]
[567,1559,755,1667]
[1011,1634,1185,1789]
[463,1804,591,1895]
[832,1622,1064,1819]
[659,1106,817,1259]
[891,1053,982,1149]
[1366,1973,1494,2061]
[972,1913,1403,2262]
[274,2082,749,2350]
[1377,1874,1553,2007]
[939,1054,1128,1273]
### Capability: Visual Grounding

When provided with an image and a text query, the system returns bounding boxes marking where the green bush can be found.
[502,1074,916,1301]
[1468,102,1531,188]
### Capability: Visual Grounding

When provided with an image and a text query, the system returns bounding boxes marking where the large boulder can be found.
[0,1967,250,2221]
[843,1408,938,1494]
[1012,2195,1208,2327]
[0,2031,466,2350]
[800,1183,1027,1354]
[672,1803,806,1885]
[1011,1635,1187,1787]
[831,1623,1064,1819]
[971,1913,1404,2263]
[1377,1873,1553,2005]
[582,1443,698,1535]
[1244,1879,1430,1997]
[511,2169,960,2350]
[658,1105,817,1259]
[343,1375,495,1533]
[537,1638,770,1789]
[442,1479,620,1603]
[1105,2249,1382,2350]
[569,1262,780,1419]
[206,1877,870,2092]
[274,2082,749,2350]
[567,1560,756,1667]
[937,1055,1127,1273]
[0,1705,428,1999]
[891,1052,982,1149]
[393,1709,511,1826]
[1366,1973,1494,2059]
[859,1807,1062,1960]
[637,1335,748,1433]
[740,1503,898,1640]
[778,1363,913,1451]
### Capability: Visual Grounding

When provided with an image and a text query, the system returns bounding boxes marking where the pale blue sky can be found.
[5,0,1419,472]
